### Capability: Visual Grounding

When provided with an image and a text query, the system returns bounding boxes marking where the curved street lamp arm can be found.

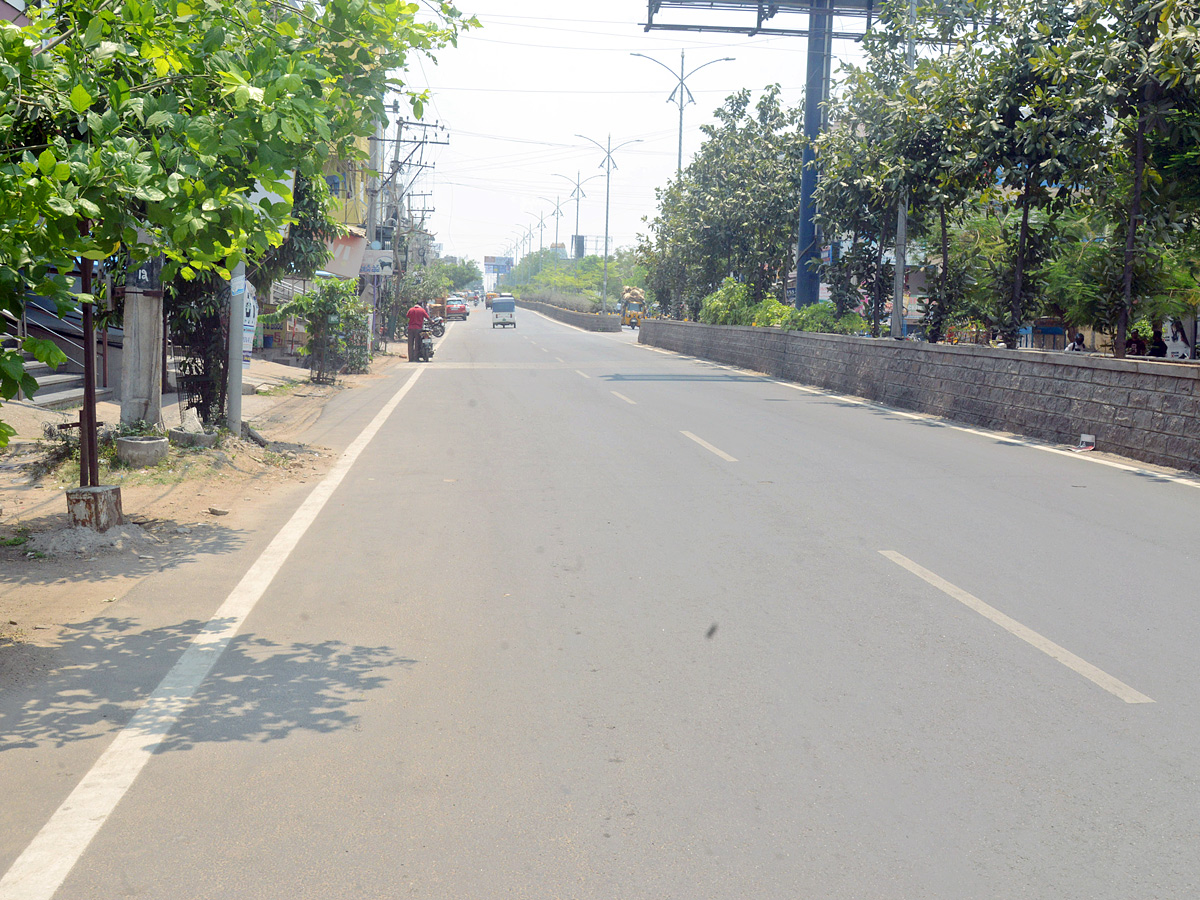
[629,52,683,86]
[574,133,610,161]
[684,56,736,81]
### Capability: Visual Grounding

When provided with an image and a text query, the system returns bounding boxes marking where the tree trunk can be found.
[873,236,885,337]
[931,201,951,343]
[1006,182,1033,350]
[1117,92,1151,360]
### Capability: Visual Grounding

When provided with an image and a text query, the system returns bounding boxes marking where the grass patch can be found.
[2,528,29,547]
[259,380,303,397]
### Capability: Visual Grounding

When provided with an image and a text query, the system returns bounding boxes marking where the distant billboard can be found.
[484,256,513,274]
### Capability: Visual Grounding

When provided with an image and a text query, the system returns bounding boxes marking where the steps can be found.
[18,355,113,410]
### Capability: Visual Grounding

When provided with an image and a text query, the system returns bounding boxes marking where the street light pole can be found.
[553,171,603,259]
[539,196,565,266]
[630,50,734,176]
[575,133,642,313]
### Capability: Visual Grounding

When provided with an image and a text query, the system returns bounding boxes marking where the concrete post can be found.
[227,262,245,433]
[120,258,164,426]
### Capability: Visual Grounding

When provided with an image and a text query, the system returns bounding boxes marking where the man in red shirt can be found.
[407,303,430,362]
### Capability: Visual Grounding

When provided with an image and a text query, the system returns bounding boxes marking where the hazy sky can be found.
[402,0,868,270]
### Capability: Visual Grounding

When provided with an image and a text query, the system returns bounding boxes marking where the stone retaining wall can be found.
[640,320,1200,474]
[516,299,621,332]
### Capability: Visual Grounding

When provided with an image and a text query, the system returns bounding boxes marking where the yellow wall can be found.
[323,135,371,227]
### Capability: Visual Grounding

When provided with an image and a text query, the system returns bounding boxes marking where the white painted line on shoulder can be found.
[0,366,431,900]
[880,550,1154,704]
[770,380,1200,489]
[681,430,737,462]
[575,370,590,379]
[611,391,637,405]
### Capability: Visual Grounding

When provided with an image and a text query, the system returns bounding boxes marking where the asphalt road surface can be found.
[4,306,1200,899]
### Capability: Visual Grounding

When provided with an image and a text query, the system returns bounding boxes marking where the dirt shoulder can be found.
[0,353,404,666]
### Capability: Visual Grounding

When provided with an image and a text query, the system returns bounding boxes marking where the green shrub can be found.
[698,278,754,325]
[790,302,867,335]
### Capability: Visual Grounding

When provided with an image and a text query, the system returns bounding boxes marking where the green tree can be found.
[968,0,1104,348]
[438,257,483,292]
[1039,0,1200,356]
[643,87,807,316]
[0,0,473,440]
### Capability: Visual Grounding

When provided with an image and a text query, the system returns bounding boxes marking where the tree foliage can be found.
[0,0,473,441]
[641,87,806,318]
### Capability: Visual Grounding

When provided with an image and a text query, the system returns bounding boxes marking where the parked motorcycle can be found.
[417,326,435,362]
[428,316,446,338]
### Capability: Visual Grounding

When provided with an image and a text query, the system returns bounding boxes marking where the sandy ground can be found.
[0,353,404,675]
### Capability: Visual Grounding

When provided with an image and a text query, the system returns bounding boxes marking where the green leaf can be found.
[146,110,173,128]
[37,149,56,175]
[70,84,93,114]
[45,196,76,216]
[83,13,105,46]
[23,337,68,368]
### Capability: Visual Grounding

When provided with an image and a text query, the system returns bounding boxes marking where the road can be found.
[3,306,1200,899]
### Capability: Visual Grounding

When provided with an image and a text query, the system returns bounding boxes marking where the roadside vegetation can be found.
[636,0,1200,354]
[0,0,476,443]
[502,249,648,313]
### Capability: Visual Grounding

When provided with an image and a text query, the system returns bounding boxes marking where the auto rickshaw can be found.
[619,287,645,329]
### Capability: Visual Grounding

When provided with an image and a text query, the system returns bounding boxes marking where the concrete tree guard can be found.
[116,435,169,467]
[168,428,219,449]
[66,486,124,532]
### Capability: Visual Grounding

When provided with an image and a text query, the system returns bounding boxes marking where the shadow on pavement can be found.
[1,516,249,586]
[0,616,411,752]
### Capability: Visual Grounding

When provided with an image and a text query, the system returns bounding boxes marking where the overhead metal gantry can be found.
[643,0,875,307]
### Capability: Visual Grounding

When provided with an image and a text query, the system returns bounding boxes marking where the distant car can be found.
[445,298,468,320]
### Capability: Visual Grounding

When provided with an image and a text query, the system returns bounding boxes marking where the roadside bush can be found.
[264,278,369,382]
[515,289,599,313]
[790,302,867,335]
[698,278,753,325]
[699,280,867,334]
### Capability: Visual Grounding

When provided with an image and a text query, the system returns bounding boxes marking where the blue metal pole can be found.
[796,0,830,308]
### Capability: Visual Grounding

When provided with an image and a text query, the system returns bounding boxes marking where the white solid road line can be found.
[880,551,1154,704]
[681,430,738,462]
[0,365,434,900]
[611,391,637,405]
[766,378,1200,489]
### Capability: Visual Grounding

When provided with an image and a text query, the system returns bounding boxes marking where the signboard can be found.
[128,256,164,297]
[242,284,258,364]
[359,249,395,276]
[484,256,513,275]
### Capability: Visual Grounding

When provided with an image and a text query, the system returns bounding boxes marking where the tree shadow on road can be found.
[0,516,249,587]
[0,616,412,753]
